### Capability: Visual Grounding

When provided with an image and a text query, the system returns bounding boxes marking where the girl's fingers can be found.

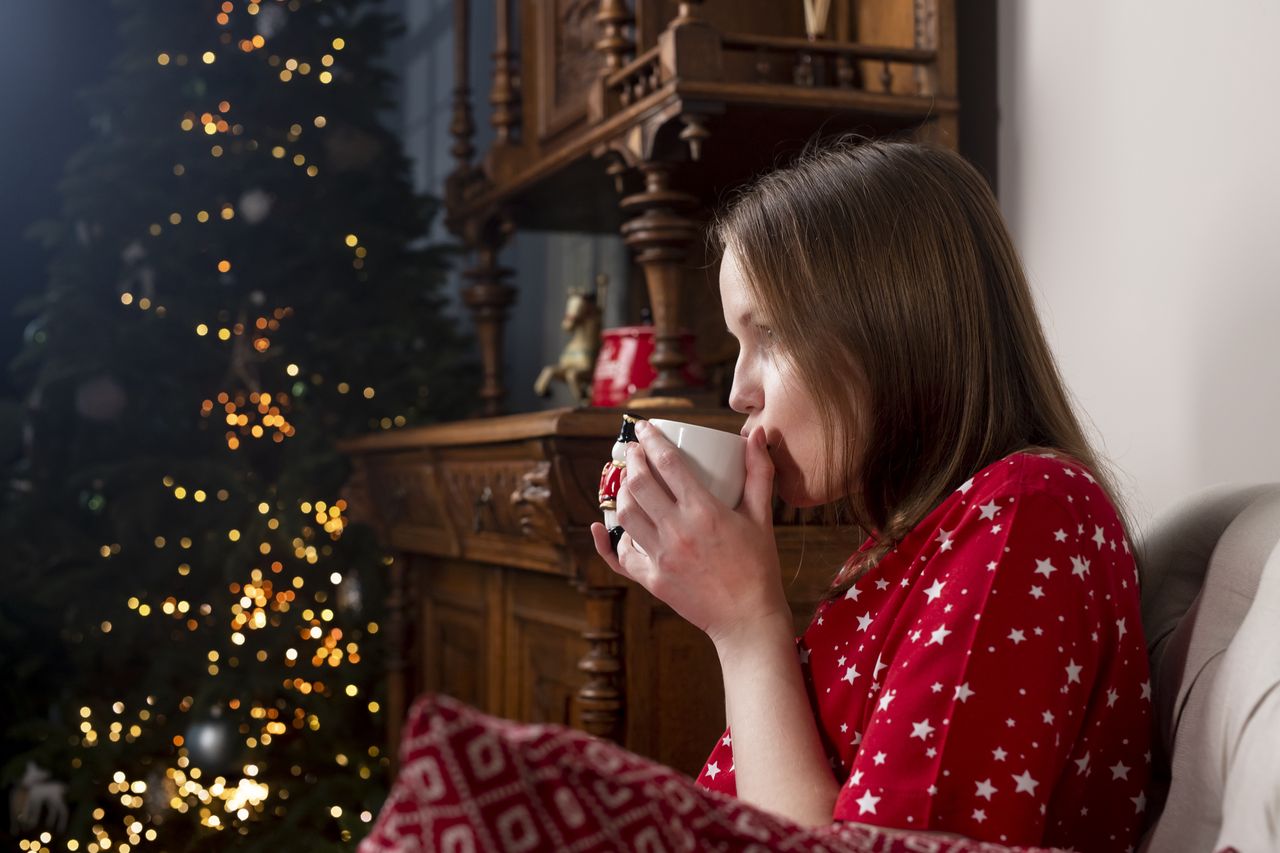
[633,421,705,503]
[622,440,677,513]
[615,533,653,586]
[739,425,776,525]
[616,455,662,547]
[590,522,631,579]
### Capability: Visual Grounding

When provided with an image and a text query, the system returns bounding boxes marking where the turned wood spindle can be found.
[384,555,413,771]
[594,0,634,74]
[577,586,625,742]
[619,163,700,394]
[461,235,516,417]
[449,0,476,178]
[489,0,520,144]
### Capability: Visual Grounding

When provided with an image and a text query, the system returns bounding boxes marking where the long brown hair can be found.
[708,134,1140,601]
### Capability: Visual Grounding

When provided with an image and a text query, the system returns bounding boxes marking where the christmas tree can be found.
[2,0,475,849]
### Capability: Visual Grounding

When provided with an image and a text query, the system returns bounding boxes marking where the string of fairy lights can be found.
[19,3,400,851]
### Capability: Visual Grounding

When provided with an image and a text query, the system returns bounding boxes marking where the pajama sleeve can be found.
[832,481,1104,846]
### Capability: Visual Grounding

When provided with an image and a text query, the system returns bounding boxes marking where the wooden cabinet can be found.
[340,407,856,777]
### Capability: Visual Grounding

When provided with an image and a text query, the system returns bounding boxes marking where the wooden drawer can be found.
[438,446,563,571]
[360,450,459,557]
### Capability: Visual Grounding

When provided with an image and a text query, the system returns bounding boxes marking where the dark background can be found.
[0,0,117,401]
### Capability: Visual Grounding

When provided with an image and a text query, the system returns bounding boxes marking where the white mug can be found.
[647,419,748,509]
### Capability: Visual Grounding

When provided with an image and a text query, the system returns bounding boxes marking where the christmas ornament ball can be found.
[184,708,237,776]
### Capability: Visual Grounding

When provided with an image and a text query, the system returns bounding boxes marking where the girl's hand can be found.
[589,421,789,648]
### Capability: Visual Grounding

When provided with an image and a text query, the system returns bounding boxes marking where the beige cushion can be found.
[1136,484,1280,853]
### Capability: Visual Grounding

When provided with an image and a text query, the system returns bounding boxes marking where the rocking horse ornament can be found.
[534,274,607,405]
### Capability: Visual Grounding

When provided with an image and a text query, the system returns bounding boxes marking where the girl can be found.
[362,137,1152,852]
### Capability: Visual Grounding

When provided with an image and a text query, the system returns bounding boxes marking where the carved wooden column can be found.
[446,0,478,193]
[461,216,516,417]
[588,0,636,123]
[384,553,414,770]
[619,162,701,394]
[577,586,625,742]
[489,0,520,145]
[594,0,634,75]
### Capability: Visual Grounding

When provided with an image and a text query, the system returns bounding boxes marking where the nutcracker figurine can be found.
[598,413,640,551]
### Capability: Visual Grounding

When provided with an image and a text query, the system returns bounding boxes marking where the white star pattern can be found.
[1071,555,1091,578]
[1012,770,1039,795]
[693,454,1152,852]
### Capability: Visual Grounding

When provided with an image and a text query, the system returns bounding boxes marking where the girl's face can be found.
[720,247,839,508]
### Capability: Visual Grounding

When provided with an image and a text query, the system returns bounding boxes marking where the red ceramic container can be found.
[590,325,705,407]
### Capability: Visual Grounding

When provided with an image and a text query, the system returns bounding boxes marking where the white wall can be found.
[997,0,1280,532]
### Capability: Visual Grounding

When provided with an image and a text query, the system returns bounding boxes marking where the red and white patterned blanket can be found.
[359,693,1066,852]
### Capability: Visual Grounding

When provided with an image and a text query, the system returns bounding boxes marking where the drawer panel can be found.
[362,451,459,556]
[438,446,571,573]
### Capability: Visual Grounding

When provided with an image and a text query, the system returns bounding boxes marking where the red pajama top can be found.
[696,450,1152,852]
